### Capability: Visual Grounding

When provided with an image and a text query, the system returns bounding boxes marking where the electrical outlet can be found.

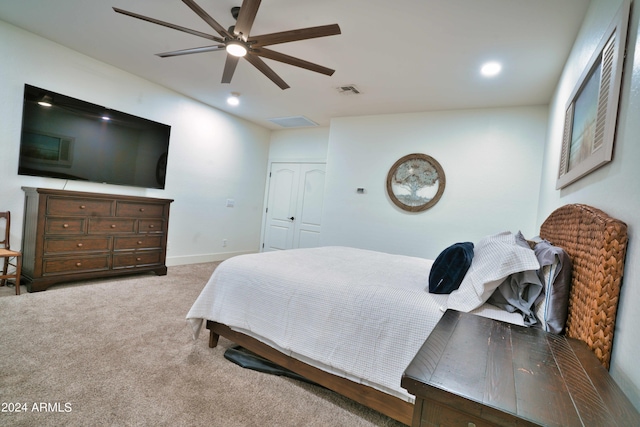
[222,239,228,247]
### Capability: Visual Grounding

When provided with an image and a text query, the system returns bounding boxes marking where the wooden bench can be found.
[402,310,640,427]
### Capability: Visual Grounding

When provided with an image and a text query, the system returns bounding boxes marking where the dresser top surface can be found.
[22,187,173,204]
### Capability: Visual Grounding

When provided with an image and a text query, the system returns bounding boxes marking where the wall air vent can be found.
[267,115,319,128]
[336,85,361,95]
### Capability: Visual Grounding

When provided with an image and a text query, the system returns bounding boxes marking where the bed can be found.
[186,204,628,426]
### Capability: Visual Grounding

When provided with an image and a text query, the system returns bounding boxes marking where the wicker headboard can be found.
[539,204,628,369]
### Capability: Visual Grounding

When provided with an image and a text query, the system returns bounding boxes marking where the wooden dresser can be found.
[21,187,173,292]
[402,310,640,427]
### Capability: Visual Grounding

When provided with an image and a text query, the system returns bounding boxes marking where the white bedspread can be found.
[187,246,523,402]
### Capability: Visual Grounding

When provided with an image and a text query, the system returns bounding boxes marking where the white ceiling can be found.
[0,0,590,130]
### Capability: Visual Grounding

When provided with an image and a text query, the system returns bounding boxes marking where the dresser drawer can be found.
[116,201,166,218]
[44,237,111,254]
[139,219,165,233]
[45,218,86,235]
[47,197,113,216]
[89,218,136,234]
[114,236,163,251]
[113,251,162,269]
[43,255,110,275]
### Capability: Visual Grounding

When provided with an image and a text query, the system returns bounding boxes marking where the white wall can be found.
[537,0,640,408]
[321,108,548,259]
[0,21,271,265]
[268,127,330,162]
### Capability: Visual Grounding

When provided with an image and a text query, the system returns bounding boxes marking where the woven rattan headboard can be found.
[539,204,628,369]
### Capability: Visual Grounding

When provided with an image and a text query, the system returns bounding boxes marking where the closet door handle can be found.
[288,216,295,221]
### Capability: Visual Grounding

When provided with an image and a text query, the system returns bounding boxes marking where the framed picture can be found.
[556,0,630,189]
[386,153,446,212]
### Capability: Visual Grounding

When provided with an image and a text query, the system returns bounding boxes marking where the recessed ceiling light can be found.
[227,92,240,106]
[481,61,502,77]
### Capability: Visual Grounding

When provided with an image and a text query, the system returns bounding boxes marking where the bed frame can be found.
[206,203,628,426]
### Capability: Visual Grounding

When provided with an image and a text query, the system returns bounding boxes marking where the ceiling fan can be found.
[113,0,341,90]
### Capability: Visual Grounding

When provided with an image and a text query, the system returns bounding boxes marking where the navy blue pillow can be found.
[428,242,475,294]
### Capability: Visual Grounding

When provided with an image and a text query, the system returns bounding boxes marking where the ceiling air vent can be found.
[267,115,319,128]
[336,85,361,95]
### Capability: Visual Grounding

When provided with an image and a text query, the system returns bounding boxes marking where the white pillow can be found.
[447,231,540,312]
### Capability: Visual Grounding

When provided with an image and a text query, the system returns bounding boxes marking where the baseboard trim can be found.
[166,250,257,266]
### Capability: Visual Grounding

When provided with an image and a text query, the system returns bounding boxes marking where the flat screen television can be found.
[18,84,171,189]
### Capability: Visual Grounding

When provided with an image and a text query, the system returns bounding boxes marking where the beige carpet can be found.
[0,263,405,427]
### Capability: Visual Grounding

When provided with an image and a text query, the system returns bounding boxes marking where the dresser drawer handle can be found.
[111,224,117,228]
[63,224,69,228]
[137,241,143,245]
[136,257,142,261]
[80,205,86,209]
[77,243,83,247]
[148,224,155,229]
[139,208,145,212]
[76,262,82,267]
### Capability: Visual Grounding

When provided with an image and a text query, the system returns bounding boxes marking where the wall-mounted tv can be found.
[19,84,171,189]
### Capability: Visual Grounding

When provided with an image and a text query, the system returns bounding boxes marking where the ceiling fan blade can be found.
[234,0,261,41]
[252,48,335,76]
[113,7,224,43]
[249,24,341,47]
[222,55,240,84]
[244,54,290,90]
[181,0,232,39]
[156,45,225,58]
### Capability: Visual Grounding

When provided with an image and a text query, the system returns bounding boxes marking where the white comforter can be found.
[187,246,522,402]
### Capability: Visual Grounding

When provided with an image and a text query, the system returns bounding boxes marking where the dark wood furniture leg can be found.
[209,329,219,348]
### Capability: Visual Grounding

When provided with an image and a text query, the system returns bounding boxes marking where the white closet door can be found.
[292,164,326,249]
[263,163,325,251]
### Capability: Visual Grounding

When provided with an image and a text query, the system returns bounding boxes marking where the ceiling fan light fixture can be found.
[226,40,247,57]
[114,2,341,89]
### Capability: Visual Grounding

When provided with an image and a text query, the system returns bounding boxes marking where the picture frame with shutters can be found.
[556,0,630,190]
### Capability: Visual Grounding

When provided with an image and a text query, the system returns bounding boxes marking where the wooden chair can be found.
[0,212,22,295]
